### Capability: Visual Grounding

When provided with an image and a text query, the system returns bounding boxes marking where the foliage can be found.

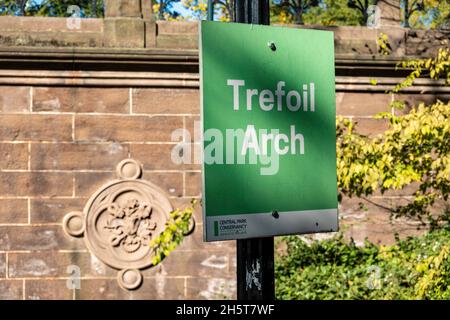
[428,0,450,30]
[272,0,321,25]
[181,0,207,20]
[337,48,450,227]
[211,0,234,22]
[394,48,450,91]
[0,0,27,15]
[402,0,425,28]
[275,229,450,299]
[337,101,450,226]
[377,32,392,55]
[401,0,450,29]
[149,200,197,266]
[270,0,449,28]
[303,0,363,26]
[271,2,295,24]
[153,0,181,20]
[347,0,378,25]
[0,0,103,17]
[272,0,364,26]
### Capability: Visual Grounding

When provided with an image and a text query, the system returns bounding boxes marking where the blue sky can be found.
[172,2,192,18]
[30,0,194,19]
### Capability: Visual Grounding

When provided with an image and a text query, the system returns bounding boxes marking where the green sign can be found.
[200,21,338,242]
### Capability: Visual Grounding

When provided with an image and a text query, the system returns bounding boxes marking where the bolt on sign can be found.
[200,21,338,242]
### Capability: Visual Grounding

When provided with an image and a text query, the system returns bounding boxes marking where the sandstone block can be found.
[0,199,28,224]
[132,88,199,114]
[0,86,30,112]
[0,143,28,170]
[75,115,182,142]
[31,143,129,170]
[0,115,72,142]
[33,87,129,113]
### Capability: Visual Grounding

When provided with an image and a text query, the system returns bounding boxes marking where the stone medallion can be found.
[63,159,186,290]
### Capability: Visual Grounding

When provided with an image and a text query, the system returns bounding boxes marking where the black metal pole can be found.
[234,0,270,25]
[207,0,214,21]
[237,237,274,300]
[234,0,274,301]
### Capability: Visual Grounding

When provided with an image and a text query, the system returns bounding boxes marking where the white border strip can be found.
[199,21,207,243]
[205,208,339,242]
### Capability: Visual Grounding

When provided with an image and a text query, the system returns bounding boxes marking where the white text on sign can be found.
[227,80,315,112]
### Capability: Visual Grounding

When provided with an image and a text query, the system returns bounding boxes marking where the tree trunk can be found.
[296,6,304,25]
[227,1,235,22]
[404,0,410,28]
[362,10,368,24]
[158,0,165,19]
[92,0,98,17]
[18,0,27,16]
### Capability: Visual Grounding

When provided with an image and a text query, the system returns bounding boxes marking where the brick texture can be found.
[186,277,236,300]
[25,280,73,300]
[352,118,390,137]
[339,196,425,245]
[0,226,85,251]
[130,143,200,171]
[76,278,186,300]
[0,199,28,224]
[75,115,183,142]
[74,171,183,198]
[30,198,87,224]
[33,87,129,113]
[31,143,129,170]
[74,171,115,197]
[0,280,23,300]
[0,253,5,278]
[0,86,30,112]
[133,88,199,114]
[185,115,201,142]
[185,172,202,197]
[0,143,28,170]
[0,115,72,141]
[336,92,391,116]
[143,171,184,198]
[0,172,73,197]
[176,223,235,252]
[141,250,233,278]
[8,252,115,278]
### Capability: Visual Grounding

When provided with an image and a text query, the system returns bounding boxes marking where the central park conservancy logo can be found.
[214,219,248,237]
[171,79,316,176]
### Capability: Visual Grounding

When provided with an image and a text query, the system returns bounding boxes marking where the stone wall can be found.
[0,77,238,301]
[1,17,449,56]
[0,3,449,300]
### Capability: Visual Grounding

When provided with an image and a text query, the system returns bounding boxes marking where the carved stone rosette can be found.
[63,159,180,290]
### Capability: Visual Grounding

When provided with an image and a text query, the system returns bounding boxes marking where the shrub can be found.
[337,100,450,227]
[337,48,450,227]
[275,230,450,300]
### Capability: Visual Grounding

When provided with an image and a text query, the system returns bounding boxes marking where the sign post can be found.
[234,0,273,301]
[199,1,338,300]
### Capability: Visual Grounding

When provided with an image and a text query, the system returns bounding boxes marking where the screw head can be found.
[268,42,276,51]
